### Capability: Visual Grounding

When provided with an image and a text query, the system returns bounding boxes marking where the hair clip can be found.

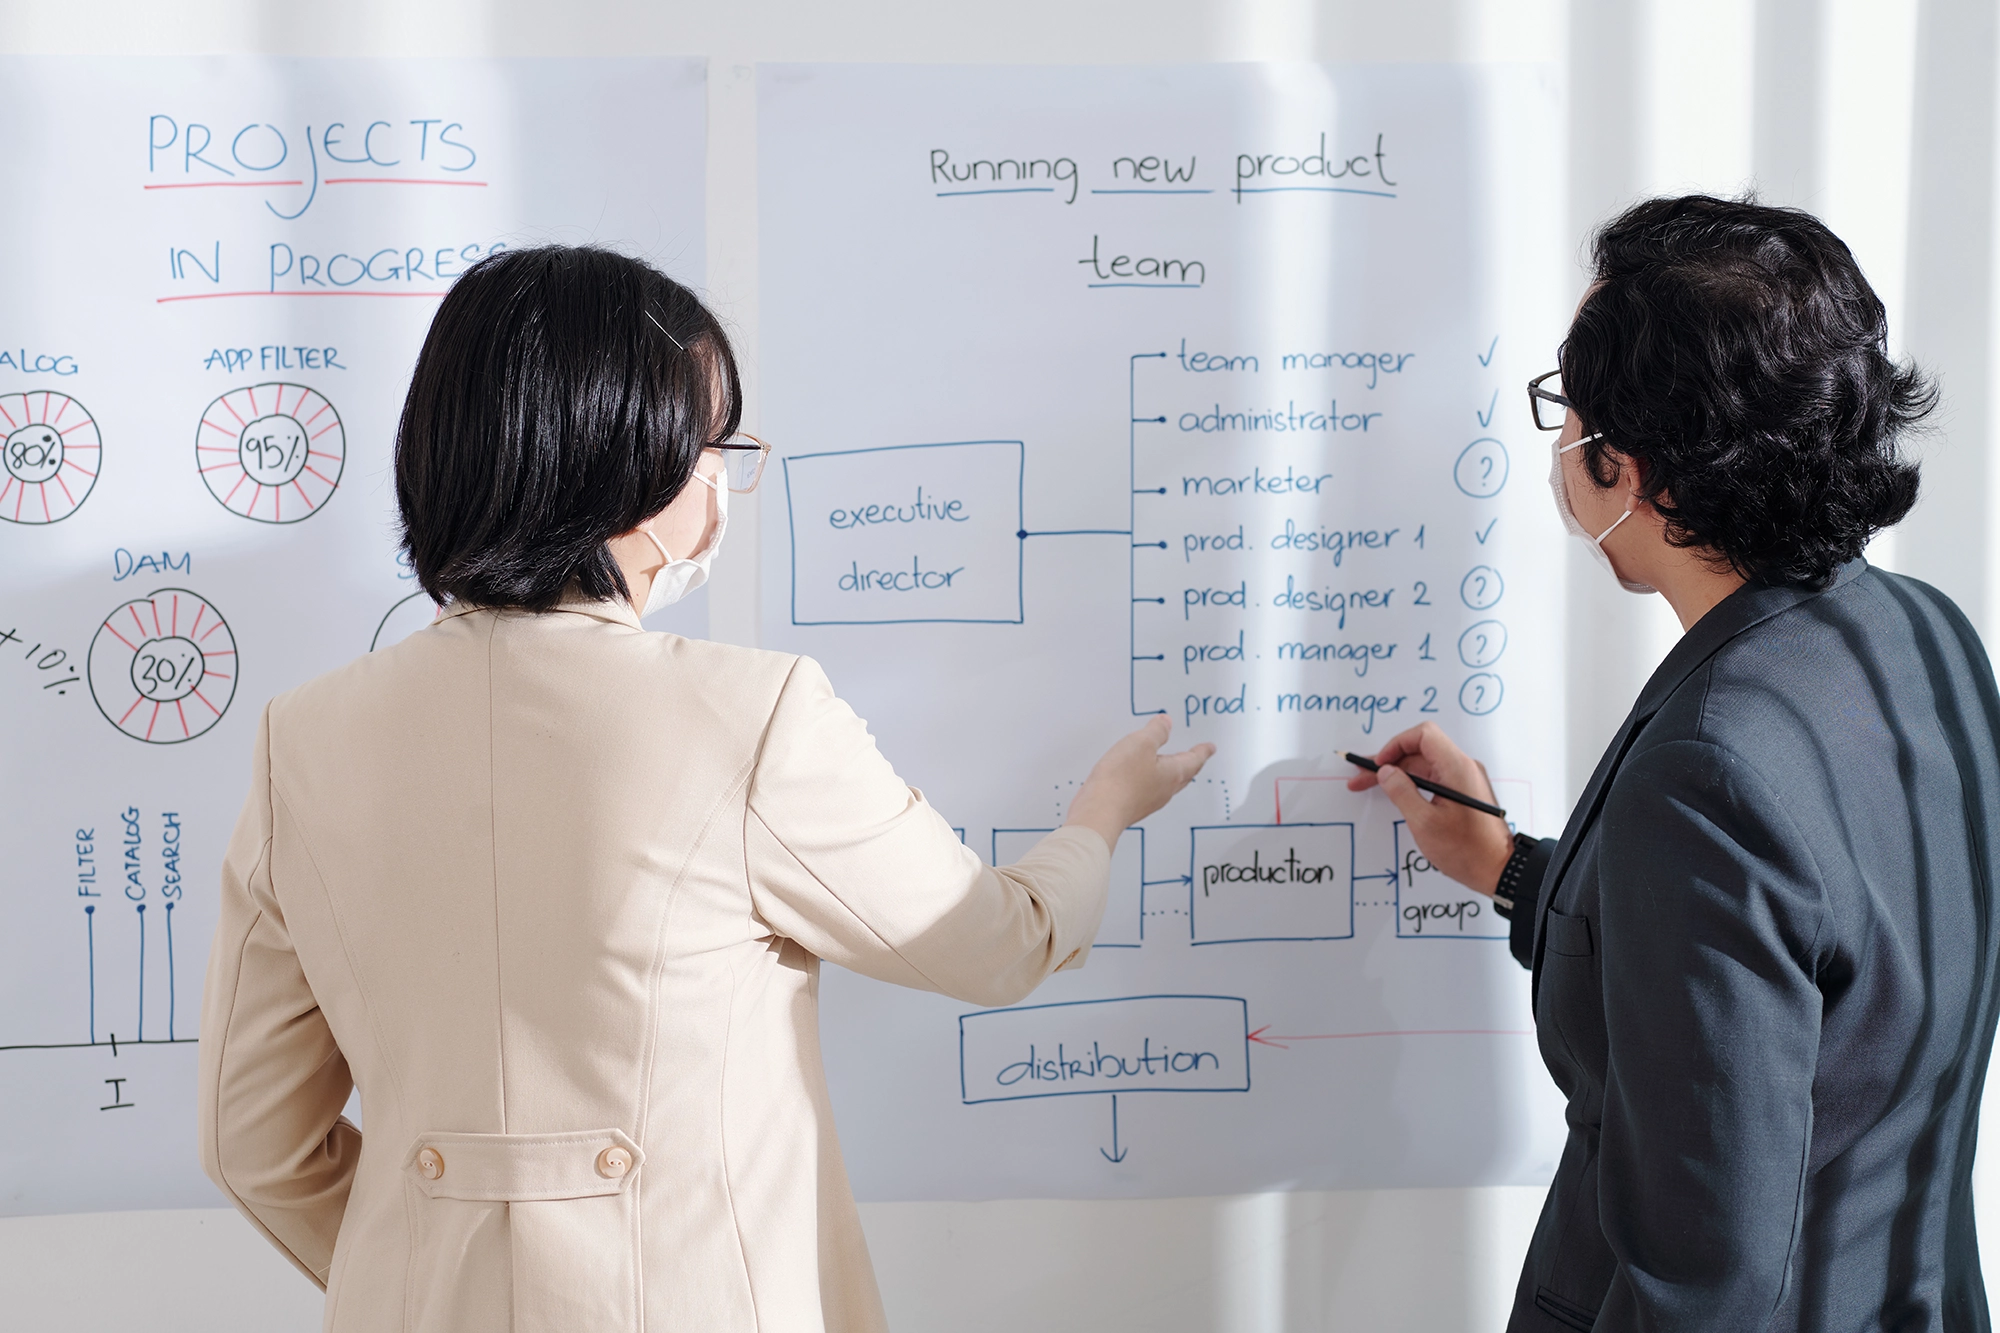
[644,308,686,352]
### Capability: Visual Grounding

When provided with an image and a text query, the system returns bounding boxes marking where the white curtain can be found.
[1554,0,1990,776]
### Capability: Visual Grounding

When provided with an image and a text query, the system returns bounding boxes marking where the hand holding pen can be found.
[1344,722,1517,897]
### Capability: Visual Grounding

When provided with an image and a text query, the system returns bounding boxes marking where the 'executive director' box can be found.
[784,439,1024,625]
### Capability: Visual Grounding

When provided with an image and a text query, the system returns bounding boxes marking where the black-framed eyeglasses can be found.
[1527,371,1571,432]
[704,433,769,493]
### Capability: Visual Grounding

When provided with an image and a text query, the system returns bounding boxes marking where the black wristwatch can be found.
[1491,832,1541,918]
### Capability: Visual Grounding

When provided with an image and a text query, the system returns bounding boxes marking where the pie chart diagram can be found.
[196,382,344,523]
[88,588,238,744]
[0,390,100,524]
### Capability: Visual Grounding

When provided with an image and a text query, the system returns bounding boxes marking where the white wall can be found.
[2,0,1995,1328]
[0,1191,1550,1333]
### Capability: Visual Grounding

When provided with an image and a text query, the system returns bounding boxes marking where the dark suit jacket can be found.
[1501,561,2000,1332]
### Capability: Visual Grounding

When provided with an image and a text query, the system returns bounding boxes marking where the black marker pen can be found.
[1343,751,1507,819]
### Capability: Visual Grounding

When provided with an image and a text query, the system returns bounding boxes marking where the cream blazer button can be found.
[195,607,1114,1332]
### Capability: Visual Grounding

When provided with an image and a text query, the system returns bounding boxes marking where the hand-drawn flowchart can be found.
[762,63,1572,1199]
[0,55,706,1215]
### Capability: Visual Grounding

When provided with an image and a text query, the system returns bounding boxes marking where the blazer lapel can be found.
[1528,560,1869,1000]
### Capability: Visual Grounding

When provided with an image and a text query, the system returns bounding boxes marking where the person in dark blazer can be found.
[1351,195,2000,1331]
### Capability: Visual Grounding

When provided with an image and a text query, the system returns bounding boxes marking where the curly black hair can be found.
[1560,195,1931,589]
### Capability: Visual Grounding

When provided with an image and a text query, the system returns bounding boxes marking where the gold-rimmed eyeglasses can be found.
[704,433,770,493]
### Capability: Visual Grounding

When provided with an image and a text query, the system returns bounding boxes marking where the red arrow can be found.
[1249,1025,1532,1051]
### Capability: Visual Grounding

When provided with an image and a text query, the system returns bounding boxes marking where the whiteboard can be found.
[0,56,707,1215]
[759,63,1572,1199]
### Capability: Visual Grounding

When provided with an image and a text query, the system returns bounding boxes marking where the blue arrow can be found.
[85,904,96,1044]
[165,901,176,1041]
[1101,1094,1128,1163]
[1020,529,1132,538]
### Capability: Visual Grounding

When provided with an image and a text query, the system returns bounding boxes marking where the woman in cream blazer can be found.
[197,246,1211,1332]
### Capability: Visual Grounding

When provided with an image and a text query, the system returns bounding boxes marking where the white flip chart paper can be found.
[759,64,1572,1198]
[0,56,706,1214]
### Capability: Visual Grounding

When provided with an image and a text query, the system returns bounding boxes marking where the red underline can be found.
[156,290,451,304]
[142,178,484,189]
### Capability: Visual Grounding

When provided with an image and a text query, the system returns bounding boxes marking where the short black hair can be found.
[395,245,740,612]
[1561,194,1931,589]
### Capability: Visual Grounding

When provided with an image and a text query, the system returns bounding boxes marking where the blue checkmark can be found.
[1477,336,1499,367]
[1475,519,1498,544]
[1476,389,1498,427]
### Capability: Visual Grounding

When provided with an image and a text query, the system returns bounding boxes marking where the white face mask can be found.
[639,470,727,617]
[1549,433,1656,595]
